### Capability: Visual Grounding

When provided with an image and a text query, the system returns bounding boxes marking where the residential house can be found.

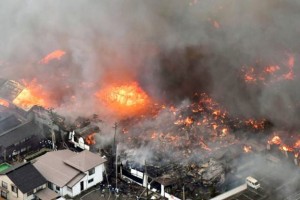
[0,119,45,162]
[0,162,58,200]
[33,150,106,197]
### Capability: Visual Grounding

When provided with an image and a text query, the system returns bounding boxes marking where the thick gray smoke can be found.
[0,0,299,127]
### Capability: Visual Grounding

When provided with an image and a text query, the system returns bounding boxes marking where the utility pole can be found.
[145,160,148,200]
[113,122,118,154]
[182,185,185,200]
[115,144,118,195]
[113,122,118,195]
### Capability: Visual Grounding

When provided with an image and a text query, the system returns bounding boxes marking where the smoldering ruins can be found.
[0,0,300,199]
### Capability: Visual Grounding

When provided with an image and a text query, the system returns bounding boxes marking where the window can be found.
[48,182,53,190]
[88,168,95,176]
[1,190,7,199]
[2,181,7,189]
[11,185,18,193]
[56,186,60,191]
[88,179,94,183]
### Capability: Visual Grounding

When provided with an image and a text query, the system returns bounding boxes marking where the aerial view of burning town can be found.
[0,0,300,200]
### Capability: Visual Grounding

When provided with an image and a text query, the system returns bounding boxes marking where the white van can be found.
[246,176,260,189]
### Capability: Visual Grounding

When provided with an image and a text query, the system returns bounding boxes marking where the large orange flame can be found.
[39,50,66,64]
[13,80,52,110]
[96,82,149,116]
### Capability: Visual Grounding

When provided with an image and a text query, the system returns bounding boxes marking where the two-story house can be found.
[0,162,58,200]
[33,149,106,197]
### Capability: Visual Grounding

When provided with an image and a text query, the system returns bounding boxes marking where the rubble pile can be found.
[199,158,225,186]
[119,93,271,164]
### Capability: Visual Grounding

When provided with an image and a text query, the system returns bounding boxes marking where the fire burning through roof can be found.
[96,82,150,116]
[12,80,53,110]
[0,0,300,198]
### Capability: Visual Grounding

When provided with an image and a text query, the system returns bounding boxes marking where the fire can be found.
[0,98,9,107]
[264,65,280,73]
[243,145,252,153]
[85,133,96,145]
[294,140,300,149]
[245,119,266,130]
[279,145,293,152]
[39,50,66,64]
[96,82,149,116]
[13,80,51,110]
[242,54,296,84]
[268,135,281,145]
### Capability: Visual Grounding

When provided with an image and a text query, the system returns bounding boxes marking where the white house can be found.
[33,149,106,197]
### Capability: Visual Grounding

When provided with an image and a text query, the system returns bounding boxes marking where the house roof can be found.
[0,114,21,133]
[33,150,80,188]
[33,150,106,188]
[0,120,43,148]
[67,173,86,188]
[64,150,106,172]
[4,162,46,193]
[0,79,24,101]
[35,188,60,200]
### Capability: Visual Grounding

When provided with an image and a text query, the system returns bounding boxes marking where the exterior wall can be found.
[23,183,47,200]
[62,186,73,197]
[0,135,41,162]
[0,175,25,200]
[87,164,104,188]
[47,164,105,198]
[69,164,105,197]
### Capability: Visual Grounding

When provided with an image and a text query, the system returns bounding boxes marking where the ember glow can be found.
[242,54,295,85]
[243,145,252,153]
[39,50,66,64]
[120,92,268,162]
[96,82,149,116]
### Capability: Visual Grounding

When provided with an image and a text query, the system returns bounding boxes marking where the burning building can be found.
[0,0,299,199]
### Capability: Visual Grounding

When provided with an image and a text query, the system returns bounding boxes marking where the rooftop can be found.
[2,162,46,193]
[0,163,11,173]
[33,150,79,187]
[64,150,107,172]
[34,149,107,188]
